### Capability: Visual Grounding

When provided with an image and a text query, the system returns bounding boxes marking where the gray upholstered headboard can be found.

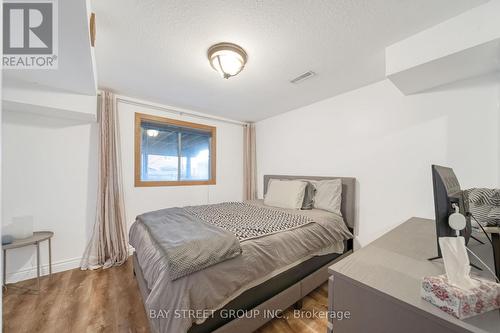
[263,175,356,229]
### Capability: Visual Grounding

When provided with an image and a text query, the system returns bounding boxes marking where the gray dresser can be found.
[328,217,500,333]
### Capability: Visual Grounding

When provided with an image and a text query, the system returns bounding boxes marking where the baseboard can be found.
[6,256,82,284]
[6,245,136,284]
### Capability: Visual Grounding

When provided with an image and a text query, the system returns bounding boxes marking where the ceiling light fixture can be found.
[207,42,248,79]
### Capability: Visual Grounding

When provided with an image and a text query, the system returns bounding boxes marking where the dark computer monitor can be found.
[431,165,471,258]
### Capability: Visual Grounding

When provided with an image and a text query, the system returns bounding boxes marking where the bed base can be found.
[133,249,352,333]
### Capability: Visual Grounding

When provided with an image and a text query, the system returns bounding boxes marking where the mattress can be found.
[187,250,346,332]
[130,200,353,333]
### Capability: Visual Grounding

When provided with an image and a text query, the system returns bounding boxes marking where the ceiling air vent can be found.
[290,71,316,84]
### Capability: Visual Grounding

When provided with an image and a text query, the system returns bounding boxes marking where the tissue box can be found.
[421,275,500,319]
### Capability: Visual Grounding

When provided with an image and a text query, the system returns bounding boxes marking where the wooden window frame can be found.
[134,113,216,187]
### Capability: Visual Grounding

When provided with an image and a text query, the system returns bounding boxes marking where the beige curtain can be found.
[243,123,257,200]
[81,91,128,270]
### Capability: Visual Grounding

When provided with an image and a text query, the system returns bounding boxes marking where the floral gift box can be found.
[421,275,500,319]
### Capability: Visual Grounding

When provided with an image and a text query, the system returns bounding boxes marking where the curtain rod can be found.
[99,92,248,126]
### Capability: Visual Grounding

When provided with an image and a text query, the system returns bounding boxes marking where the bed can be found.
[131,175,356,333]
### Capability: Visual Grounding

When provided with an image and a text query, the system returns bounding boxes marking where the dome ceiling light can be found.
[207,42,248,79]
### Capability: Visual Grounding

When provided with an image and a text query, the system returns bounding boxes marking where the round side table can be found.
[2,231,54,290]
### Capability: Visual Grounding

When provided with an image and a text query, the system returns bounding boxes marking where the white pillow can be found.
[313,179,342,215]
[264,180,307,210]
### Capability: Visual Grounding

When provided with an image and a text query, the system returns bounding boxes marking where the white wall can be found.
[2,112,98,282]
[1,98,244,283]
[256,76,500,248]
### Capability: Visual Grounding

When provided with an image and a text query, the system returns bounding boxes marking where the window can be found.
[135,113,216,186]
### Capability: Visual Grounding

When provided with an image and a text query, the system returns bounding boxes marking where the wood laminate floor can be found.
[3,258,329,333]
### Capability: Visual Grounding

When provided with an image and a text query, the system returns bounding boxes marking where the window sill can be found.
[134,179,216,187]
